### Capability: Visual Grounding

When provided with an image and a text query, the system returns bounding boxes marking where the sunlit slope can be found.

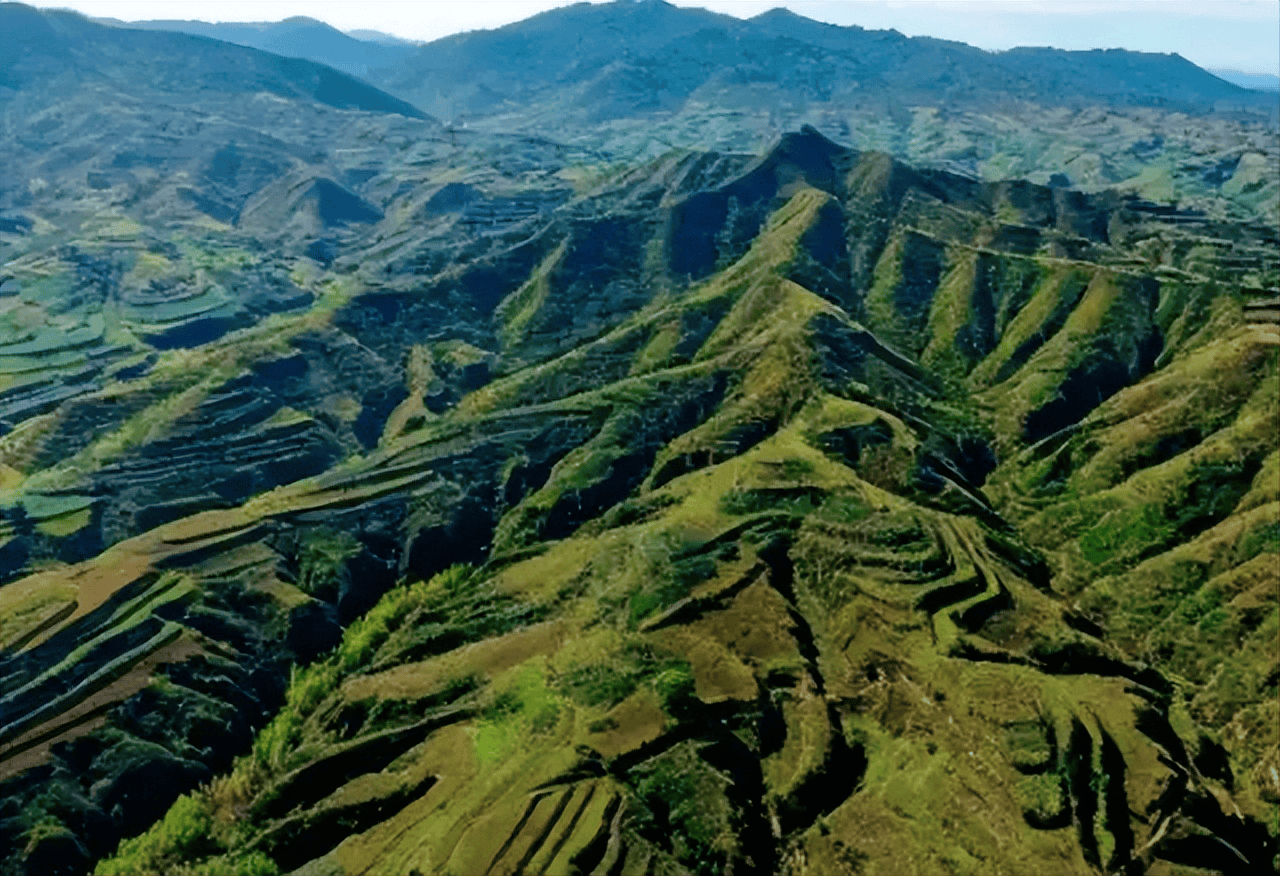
[0,128,1275,875]
[367,0,1280,223]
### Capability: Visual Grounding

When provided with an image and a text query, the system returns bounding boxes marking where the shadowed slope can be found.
[0,129,1274,876]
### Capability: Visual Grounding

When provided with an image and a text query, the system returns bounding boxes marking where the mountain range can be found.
[1210,69,1280,93]
[94,15,420,81]
[98,1,1280,227]
[0,3,1276,875]
[108,11,1280,98]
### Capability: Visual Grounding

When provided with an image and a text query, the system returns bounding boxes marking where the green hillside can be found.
[0,124,1273,875]
[0,4,1276,875]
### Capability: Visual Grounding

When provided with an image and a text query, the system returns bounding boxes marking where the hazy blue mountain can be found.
[357,0,1277,221]
[80,1,1278,222]
[0,3,424,118]
[374,1,1271,118]
[345,28,420,48]
[1209,68,1280,93]
[100,14,418,79]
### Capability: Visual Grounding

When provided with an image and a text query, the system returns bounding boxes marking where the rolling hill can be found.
[0,3,1276,876]
[0,121,1275,874]
[360,1,1278,223]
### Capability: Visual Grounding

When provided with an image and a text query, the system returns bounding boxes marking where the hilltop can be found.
[96,15,418,80]
[0,122,1275,874]
[98,1,1280,223]
[0,4,1275,875]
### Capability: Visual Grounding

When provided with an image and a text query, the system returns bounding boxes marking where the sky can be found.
[26,0,1280,76]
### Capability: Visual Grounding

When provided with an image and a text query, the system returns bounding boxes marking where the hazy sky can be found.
[27,0,1280,75]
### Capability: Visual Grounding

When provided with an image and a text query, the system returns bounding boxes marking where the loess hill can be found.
[0,117,1276,876]
[99,0,1280,225]
[364,0,1280,225]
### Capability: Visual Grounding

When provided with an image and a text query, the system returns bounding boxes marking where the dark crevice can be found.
[775,704,865,839]
[563,794,622,875]
[251,708,470,822]
[1028,641,1172,700]
[955,580,1014,633]
[483,789,554,874]
[700,731,776,875]
[756,682,787,760]
[760,537,822,696]
[915,573,986,617]
[538,784,598,870]
[510,788,579,874]
[1064,718,1101,870]
[992,271,1092,384]
[1098,725,1137,873]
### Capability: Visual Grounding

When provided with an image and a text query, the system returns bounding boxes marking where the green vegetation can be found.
[94,566,475,875]
[473,662,561,763]
[339,566,471,671]
[1077,502,1167,565]
[630,743,737,875]
[626,550,720,626]
[251,564,474,771]
[8,110,1278,876]
[297,528,363,600]
[95,795,280,876]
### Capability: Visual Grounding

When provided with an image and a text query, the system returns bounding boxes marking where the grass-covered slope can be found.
[1,128,1276,876]
[369,0,1280,224]
[0,4,425,119]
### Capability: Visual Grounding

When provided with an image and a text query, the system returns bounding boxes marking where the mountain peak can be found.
[752,7,802,20]
[0,6,428,119]
[763,124,849,188]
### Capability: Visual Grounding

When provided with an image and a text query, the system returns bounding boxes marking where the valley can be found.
[0,3,1275,875]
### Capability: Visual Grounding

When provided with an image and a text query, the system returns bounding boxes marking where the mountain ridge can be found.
[362,0,1277,223]
[380,0,1267,112]
[0,5,1275,875]
[95,13,420,81]
[0,122,1275,875]
[0,3,426,120]
[86,1,1280,225]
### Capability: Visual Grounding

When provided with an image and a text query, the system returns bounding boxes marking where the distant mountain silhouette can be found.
[346,28,420,48]
[100,14,418,79]
[0,3,425,118]
[1209,68,1280,93]
[347,0,1276,221]
[371,0,1271,121]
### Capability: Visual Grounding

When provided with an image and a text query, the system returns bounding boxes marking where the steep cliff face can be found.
[1,126,1274,876]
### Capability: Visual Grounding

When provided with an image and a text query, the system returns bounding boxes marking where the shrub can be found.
[185,853,280,876]
[336,565,467,672]
[1018,773,1065,823]
[561,663,641,708]
[296,528,361,599]
[653,663,698,719]
[1078,504,1168,566]
[631,746,729,875]
[95,794,216,875]
[104,565,480,873]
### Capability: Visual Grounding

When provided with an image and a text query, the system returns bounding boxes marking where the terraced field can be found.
[0,124,1274,874]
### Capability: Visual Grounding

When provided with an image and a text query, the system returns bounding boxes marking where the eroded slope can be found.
[0,128,1276,876]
